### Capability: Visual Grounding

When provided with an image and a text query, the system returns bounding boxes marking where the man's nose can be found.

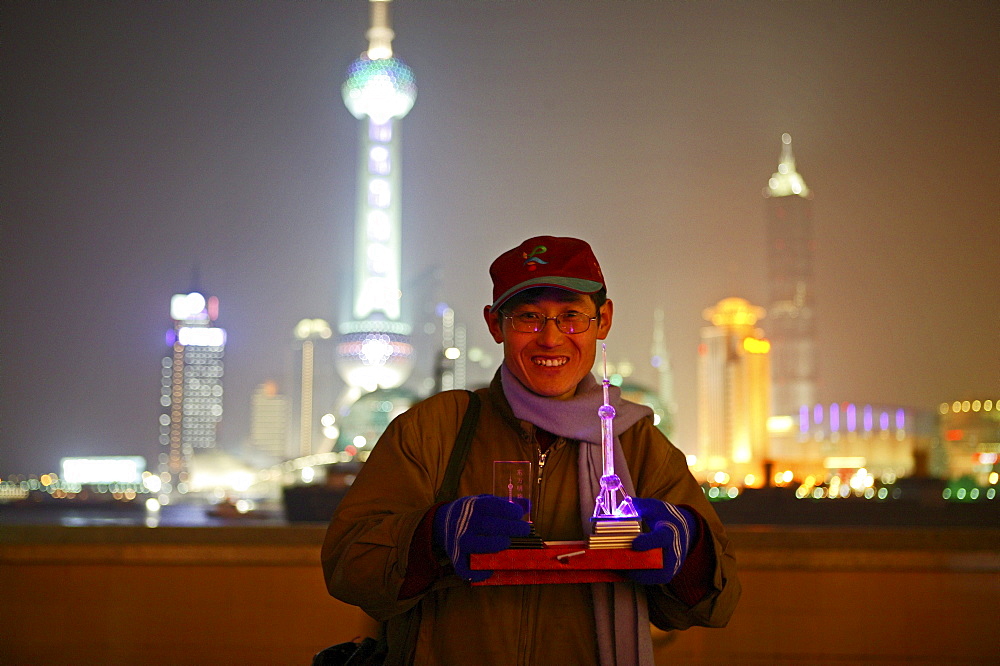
[536,317,565,344]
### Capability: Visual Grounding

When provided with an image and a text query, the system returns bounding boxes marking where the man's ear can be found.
[484,305,504,343]
[596,299,613,340]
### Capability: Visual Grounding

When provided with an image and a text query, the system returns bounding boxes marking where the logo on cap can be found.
[523,245,548,271]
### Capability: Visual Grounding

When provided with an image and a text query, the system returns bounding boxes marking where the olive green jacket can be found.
[322,377,740,664]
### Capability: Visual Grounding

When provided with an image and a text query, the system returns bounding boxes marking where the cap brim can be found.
[491,276,604,310]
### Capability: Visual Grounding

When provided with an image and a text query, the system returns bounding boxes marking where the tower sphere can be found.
[342,55,416,124]
[336,329,414,392]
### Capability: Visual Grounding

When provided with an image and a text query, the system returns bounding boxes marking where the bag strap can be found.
[380,391,481,665]
[434,390,481,504]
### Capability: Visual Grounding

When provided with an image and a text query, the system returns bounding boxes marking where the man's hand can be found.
[627,498,698,585]
[432,494,531,582]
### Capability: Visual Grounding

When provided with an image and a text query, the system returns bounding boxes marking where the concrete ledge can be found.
[0,524,328,566]
[730,525,1000,572]
[3,524,997,570]
[2,524,998,664]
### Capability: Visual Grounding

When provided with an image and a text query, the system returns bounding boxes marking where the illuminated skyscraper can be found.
[650,308,677,438]
[697,297,771,485]
[434,305,467,393]
[158,290,226,495]
[334,0,417,455]
[937,398,1000,483]
[249,381,290,460]
[292,318,337,457]
[763,133,817,418]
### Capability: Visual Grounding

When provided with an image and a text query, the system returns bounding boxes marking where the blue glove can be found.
[628,498,698,585]
[433,494,531,582]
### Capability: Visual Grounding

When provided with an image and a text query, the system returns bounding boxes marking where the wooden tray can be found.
[470,544,661,586]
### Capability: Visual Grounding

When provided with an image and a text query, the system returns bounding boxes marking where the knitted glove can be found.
[433,494,531,582]
[627,498,698,585]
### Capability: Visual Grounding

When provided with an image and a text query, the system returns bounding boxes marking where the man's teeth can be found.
[533,357,567,367]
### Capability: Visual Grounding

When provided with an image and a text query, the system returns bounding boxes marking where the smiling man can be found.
[484,237,612,401]
[322,236,740,665]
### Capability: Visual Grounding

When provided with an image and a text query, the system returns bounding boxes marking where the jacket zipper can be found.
[526,439,549,665]
[537,448,549,487]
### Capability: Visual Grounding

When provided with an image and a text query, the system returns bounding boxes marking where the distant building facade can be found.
[158,290,226,495]
[763,133,817,418]
[619,383,672,439]
[938,398,1000,484]
[650,308,678,439]
[292,319,339,457]
[433,305,467,393]
[249,381,291,461]
[697,297,772,485]
[768,401,938,488]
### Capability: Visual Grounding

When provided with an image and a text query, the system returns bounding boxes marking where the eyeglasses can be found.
[503,311,597,334]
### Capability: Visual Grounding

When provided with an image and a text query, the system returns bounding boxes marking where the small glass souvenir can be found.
[494,460,532,521]
[494,460,544,549]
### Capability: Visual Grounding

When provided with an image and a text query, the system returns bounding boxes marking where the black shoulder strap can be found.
[434,391,481,504]
[366,391,483,665]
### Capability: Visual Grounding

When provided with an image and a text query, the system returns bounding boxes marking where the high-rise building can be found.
[650,308,677,438]
[433,305,467,393]
[158,290,226,495]
[334,0,417,457]
[938,398,1000,484]
[763,133,817,418]
[249,381,290,461]
[697,297,771,485]
[292,318,338,457]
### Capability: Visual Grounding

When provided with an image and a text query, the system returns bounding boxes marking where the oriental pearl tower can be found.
[334,0,417,456]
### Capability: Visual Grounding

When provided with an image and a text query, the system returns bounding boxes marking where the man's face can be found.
[484,292,613,400]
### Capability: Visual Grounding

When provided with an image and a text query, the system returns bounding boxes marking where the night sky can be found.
[3,0,997,475]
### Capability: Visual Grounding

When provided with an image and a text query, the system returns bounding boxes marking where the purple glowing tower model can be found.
[592,344,639,520]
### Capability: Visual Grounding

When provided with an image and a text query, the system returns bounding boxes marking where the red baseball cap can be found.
[489,236,606,310]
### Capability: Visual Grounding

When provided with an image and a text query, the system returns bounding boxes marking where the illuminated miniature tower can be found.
[698,298,771,485]
[589,345,642,549]
[158,290,226,496]
[763,133,816,418]
[335,0,416,414]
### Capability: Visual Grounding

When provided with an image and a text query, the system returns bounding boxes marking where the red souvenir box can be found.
[470,543,662,586]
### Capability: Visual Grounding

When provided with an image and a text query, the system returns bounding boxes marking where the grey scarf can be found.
[500,365,655,666]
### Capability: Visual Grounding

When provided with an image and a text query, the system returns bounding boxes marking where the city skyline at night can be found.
[3,0,997,475]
